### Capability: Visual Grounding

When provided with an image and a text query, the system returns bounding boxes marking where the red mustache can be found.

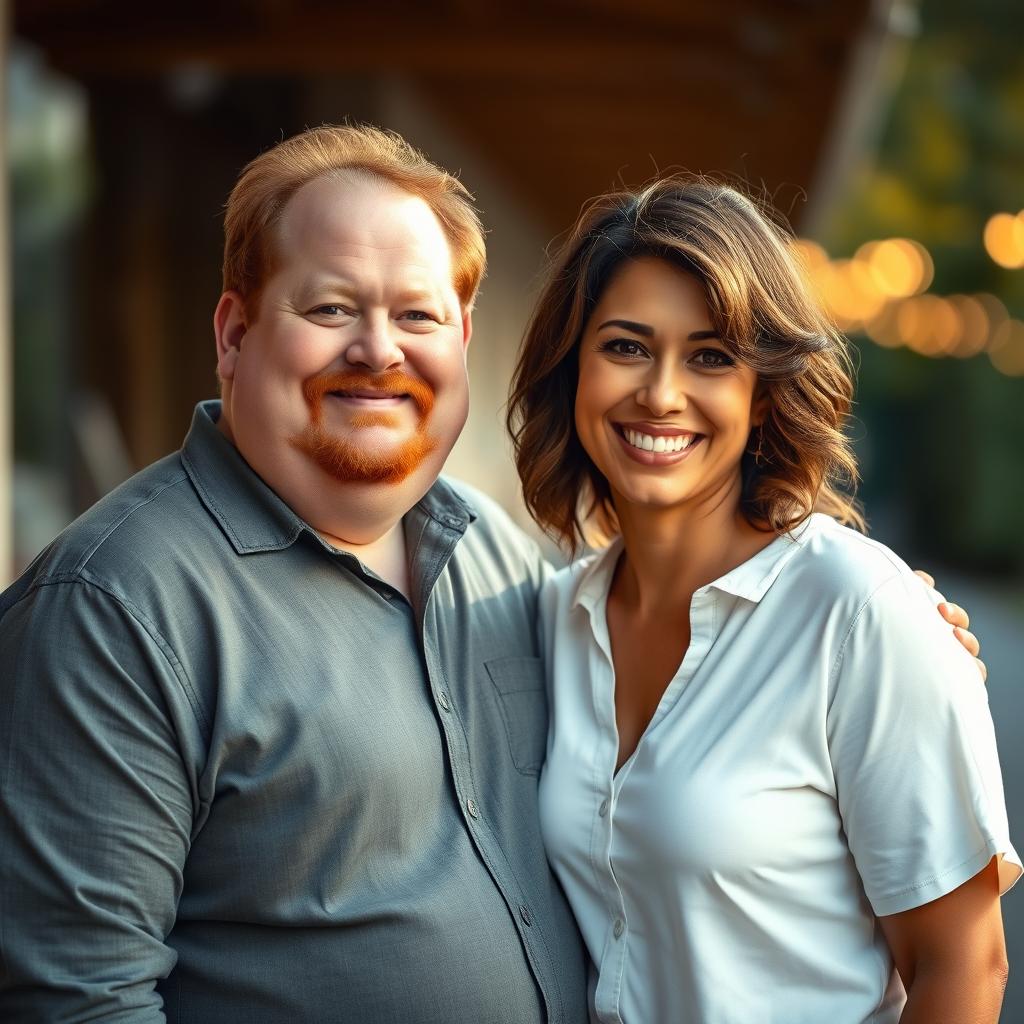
[302,370,434,422]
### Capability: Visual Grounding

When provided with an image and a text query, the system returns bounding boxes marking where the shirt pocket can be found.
[484,656,548,777]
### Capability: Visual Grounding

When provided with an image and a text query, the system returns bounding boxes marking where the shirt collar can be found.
[568,517,815,611]
[181,400,477,556]
[181,401,307,554]
[570,536,625,614]
[702,522,810,602]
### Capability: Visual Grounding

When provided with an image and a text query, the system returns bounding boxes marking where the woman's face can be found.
[574,256,764,517]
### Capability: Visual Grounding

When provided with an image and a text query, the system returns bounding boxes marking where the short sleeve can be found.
[0,579,197,1021]
[826,571,1021,917]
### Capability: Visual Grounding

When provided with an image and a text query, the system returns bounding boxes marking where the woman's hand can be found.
[914,570,987,682]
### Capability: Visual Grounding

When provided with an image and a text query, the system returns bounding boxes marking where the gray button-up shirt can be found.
[0,401,587,1024]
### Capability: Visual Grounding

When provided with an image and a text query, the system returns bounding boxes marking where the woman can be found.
[507,177,1020,1023]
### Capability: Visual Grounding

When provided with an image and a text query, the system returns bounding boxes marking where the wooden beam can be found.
[15,3,871,79]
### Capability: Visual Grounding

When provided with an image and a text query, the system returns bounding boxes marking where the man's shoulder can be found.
[3,452,210,612]
[439,477,552,591]
[443,477,542,552]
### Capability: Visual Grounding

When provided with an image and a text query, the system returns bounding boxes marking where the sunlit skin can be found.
[213,174,472,586]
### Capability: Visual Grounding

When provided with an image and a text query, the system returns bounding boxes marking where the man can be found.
[0,124,980,1022]
[0,125,587,1023]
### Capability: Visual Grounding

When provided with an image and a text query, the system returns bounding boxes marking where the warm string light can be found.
[793,237,1024,377]
[983,211,1024,270]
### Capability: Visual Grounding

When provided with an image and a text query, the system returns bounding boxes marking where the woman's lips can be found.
[613,423,704,465]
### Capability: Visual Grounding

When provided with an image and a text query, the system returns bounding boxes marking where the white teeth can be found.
[622,428,697,453]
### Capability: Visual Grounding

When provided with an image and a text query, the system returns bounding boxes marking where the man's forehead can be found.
[278,173,452,267]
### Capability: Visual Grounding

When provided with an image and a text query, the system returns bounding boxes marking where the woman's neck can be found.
[611,476,776,616]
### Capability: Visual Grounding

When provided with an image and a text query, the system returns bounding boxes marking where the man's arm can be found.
[0,579,196,1022]
[879,857,1008,1023]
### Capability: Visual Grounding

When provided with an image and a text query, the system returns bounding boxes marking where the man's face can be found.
[216,173,472,530]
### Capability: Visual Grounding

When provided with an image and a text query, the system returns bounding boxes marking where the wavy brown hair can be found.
[507,174,863,552]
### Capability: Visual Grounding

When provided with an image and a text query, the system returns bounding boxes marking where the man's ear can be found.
[214,291,248,381]
[461,308,473,350]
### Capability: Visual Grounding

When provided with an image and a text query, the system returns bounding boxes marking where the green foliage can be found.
[824,0,1024,574]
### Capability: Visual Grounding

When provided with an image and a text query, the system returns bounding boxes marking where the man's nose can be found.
[637,365,687,416]
[343,314,405,371]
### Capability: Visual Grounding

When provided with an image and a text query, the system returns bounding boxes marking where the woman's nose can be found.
[637,367,687,417]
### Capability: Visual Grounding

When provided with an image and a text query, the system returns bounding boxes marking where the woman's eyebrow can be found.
[596,318,654,336]
[596,319,720,342]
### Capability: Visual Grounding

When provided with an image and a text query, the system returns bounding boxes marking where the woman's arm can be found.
[879,857,1007,1024]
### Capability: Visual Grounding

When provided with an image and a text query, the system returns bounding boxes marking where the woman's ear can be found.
[751,383,771,428]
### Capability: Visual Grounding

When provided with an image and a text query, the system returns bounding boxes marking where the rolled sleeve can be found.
[826,571,1021,917]
[1,579,196,1022]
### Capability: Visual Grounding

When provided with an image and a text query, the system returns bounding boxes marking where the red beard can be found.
[291,369,438,484]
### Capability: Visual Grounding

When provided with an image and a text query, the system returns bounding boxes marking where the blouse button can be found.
[613,918,625,939]
[598,798,609,817]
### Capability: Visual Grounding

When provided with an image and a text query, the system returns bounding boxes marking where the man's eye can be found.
[312,305,347,317]
[692,349,734,368]
[403,310,437,322]
[599,338,646,357]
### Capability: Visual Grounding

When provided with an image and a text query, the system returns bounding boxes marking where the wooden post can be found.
[0,0,13,585]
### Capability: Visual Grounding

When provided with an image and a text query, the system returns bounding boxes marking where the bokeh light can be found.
[796,236,1021,370]
[946,294,990,357]
[983,211,1024,269]
[856,238,934,297]
[988,319,1024,375]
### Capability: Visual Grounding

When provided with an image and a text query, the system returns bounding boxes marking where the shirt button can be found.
[519,904,533,927]
[466,797,480,819]
[598,798,609,817]
[613,918,625,939]
[437,691,452,712]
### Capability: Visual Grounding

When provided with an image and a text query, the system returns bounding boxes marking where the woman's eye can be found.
[692,349,734,368]
[600,338,646,357]
[403,310,437,323]
[312,304,347,317]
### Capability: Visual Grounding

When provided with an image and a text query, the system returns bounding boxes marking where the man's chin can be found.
[290,427,438,486]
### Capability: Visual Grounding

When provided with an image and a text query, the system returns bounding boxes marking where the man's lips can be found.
[326,390,409,407]
[304,370,435,421]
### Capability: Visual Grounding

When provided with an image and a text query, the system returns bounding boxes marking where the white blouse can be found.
[538,514,1019,1024]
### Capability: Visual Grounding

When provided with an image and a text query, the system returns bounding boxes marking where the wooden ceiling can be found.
[14,0,887,230]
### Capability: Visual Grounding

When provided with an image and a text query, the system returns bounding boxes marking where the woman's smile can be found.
[613,423,705,464]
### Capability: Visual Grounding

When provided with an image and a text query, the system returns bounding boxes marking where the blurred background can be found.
[3,0,1023,1015]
